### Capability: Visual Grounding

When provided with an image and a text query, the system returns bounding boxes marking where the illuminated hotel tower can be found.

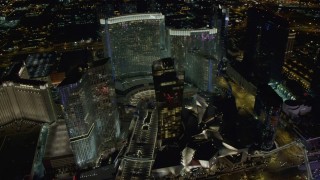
[0,63,57,126]
[0,80,57,126]
[102,13,166,79]
[58,59,119,168]
[284,31,296,60]
[168,28,218,92]
[152,58,184,145]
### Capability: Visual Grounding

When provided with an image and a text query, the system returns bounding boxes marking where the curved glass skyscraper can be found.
[168,28,218,92]
[103,13,166,79]
[58,59,119,168]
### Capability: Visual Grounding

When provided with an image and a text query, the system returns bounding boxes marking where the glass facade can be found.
[58,59,119,168]
[214,7,229,63]
[70,125,98,167]
[168,29,218,92]
[105,14,166,79]
[87,61,119,143]
[60,76,97,167]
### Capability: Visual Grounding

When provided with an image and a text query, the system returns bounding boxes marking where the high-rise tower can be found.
[243,7,289,83]
[0,80,57,125]
[254,85,282,150]
[152,58,184,145]
[213,5,229,64]
[168,28,218,92]
[103,13,166,79]
[0,63,57,126]
[58,59,119,168]
[284,31,296,61]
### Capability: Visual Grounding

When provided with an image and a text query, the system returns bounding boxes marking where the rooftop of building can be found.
[0,123,41,179]
[208,94,264,149]
[25,52,58,78]
[57,72,83,87]
[153,112,258,170]
[105,13,164,24]
[165,14,207,29]
[0,63,47,87]
[13,78,47,86]
[1,76,47,87]
[152,146,182,170]
[223,114,264,149]
[257,84,283,107]
[57,50,90,76]
[57,50,93,87]
[192,139,221,161]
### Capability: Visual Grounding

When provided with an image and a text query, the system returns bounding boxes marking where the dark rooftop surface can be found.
[165,15,206,29]
[56,50,91,87]
[0,62,47,86]
[193,139,220,160]
[211,95,264,149]
[257,84,283,107]
[0,125,41,180]
[13,78,47,86]
[229,115,264,149]
[153,147,181,169]
[57,71,83,87]
[181,107,200,139]
[57,50,90,76]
